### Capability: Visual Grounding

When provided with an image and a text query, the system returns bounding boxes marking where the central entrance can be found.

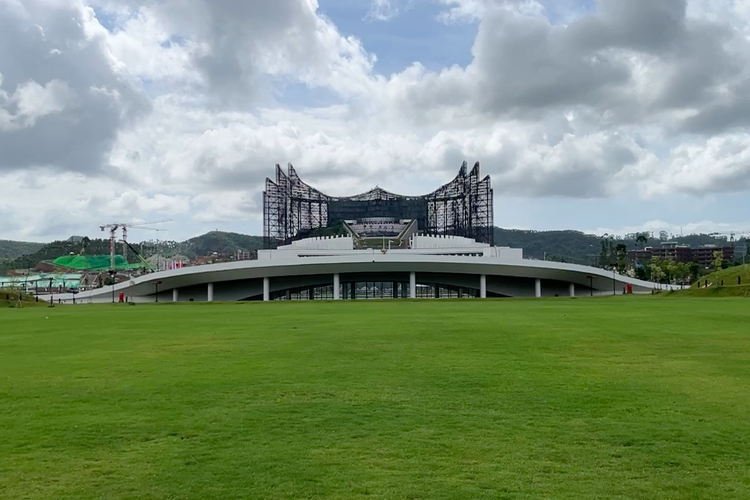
[268,275,481,301]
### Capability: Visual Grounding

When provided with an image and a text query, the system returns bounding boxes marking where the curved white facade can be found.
[55,237,673,303]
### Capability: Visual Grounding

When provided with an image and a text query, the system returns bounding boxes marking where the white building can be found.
[54,235,675,303]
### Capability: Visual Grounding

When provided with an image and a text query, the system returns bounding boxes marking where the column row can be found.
[258,272,487,301]
[168,276,579,302]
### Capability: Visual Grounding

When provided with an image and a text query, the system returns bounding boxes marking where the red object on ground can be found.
[626,284,633,294]
[119,292,124,303]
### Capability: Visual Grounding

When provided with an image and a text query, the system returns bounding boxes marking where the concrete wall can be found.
[411,234,490,249]
[485,247,524,260]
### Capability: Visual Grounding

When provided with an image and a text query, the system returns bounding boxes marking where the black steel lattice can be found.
[263,162,493,248]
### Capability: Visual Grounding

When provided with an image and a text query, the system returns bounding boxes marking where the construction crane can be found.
[100,220,171,271]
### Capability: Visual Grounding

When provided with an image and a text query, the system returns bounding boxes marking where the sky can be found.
[2,0,750,243]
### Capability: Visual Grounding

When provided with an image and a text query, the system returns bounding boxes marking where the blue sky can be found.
[319,0,478,73]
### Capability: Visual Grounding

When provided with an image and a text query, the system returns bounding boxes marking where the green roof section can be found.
[48,255,145,271]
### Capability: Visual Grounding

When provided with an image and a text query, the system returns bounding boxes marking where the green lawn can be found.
[2,298,750,499]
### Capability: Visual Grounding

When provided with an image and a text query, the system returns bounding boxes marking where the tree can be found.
[630,232,649,274]
[599,235,617,269]
[673,262,690,285]
[615,243,628,274]
[688,262,701,283]
[80,237,91,255]
[665,259,677,283]
[635,265,651,281]
[650,257,667,284]
[648,257,685,285]
[713,250,723,273]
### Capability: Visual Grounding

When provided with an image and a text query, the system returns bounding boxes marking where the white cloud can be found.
[0,170,187,240]
[367,0,400,21]
[103,7,196,83]
[687,0,750,36]
[2,0,750,240]
[192,192,261,223]
[14,79,73,119]
[590,219,750,238]
[102,191,191,217]
[0,77,75,130]
[92,0,382,103]
[650,134,750,196]
[437,0,488,23]
[436,0,545,24]
[0,0,150,174]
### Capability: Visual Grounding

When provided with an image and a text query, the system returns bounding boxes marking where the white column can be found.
[409,272,416,299]
[333,273,340,300]
[569,282,575,298]
[263,277,270,302]
[480,274,487,299]
[172,288,179,303]
[535,278,542,298]
[207,283,214,302]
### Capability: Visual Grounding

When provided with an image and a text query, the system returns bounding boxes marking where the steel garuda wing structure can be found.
[263,161,493,248]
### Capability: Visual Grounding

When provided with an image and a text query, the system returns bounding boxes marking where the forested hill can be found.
[494,229,601,264]
[0,240,45,259]
[181,232,264,257]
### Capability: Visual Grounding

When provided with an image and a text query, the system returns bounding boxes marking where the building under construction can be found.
[263,162,494,249]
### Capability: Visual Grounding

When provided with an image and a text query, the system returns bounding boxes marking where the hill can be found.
[667,285,750,298]
[690,263,750,288]
[180,231,264,258]
[494,229,601,264]
[0,240,45,259]
[0,288,45,308]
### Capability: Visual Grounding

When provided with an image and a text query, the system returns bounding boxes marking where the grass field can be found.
[2,298,750,499]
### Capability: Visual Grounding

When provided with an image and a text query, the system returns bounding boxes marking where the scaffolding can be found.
[263,162,494,248]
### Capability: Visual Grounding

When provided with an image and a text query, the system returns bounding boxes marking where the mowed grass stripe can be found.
[1,298,750,499]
